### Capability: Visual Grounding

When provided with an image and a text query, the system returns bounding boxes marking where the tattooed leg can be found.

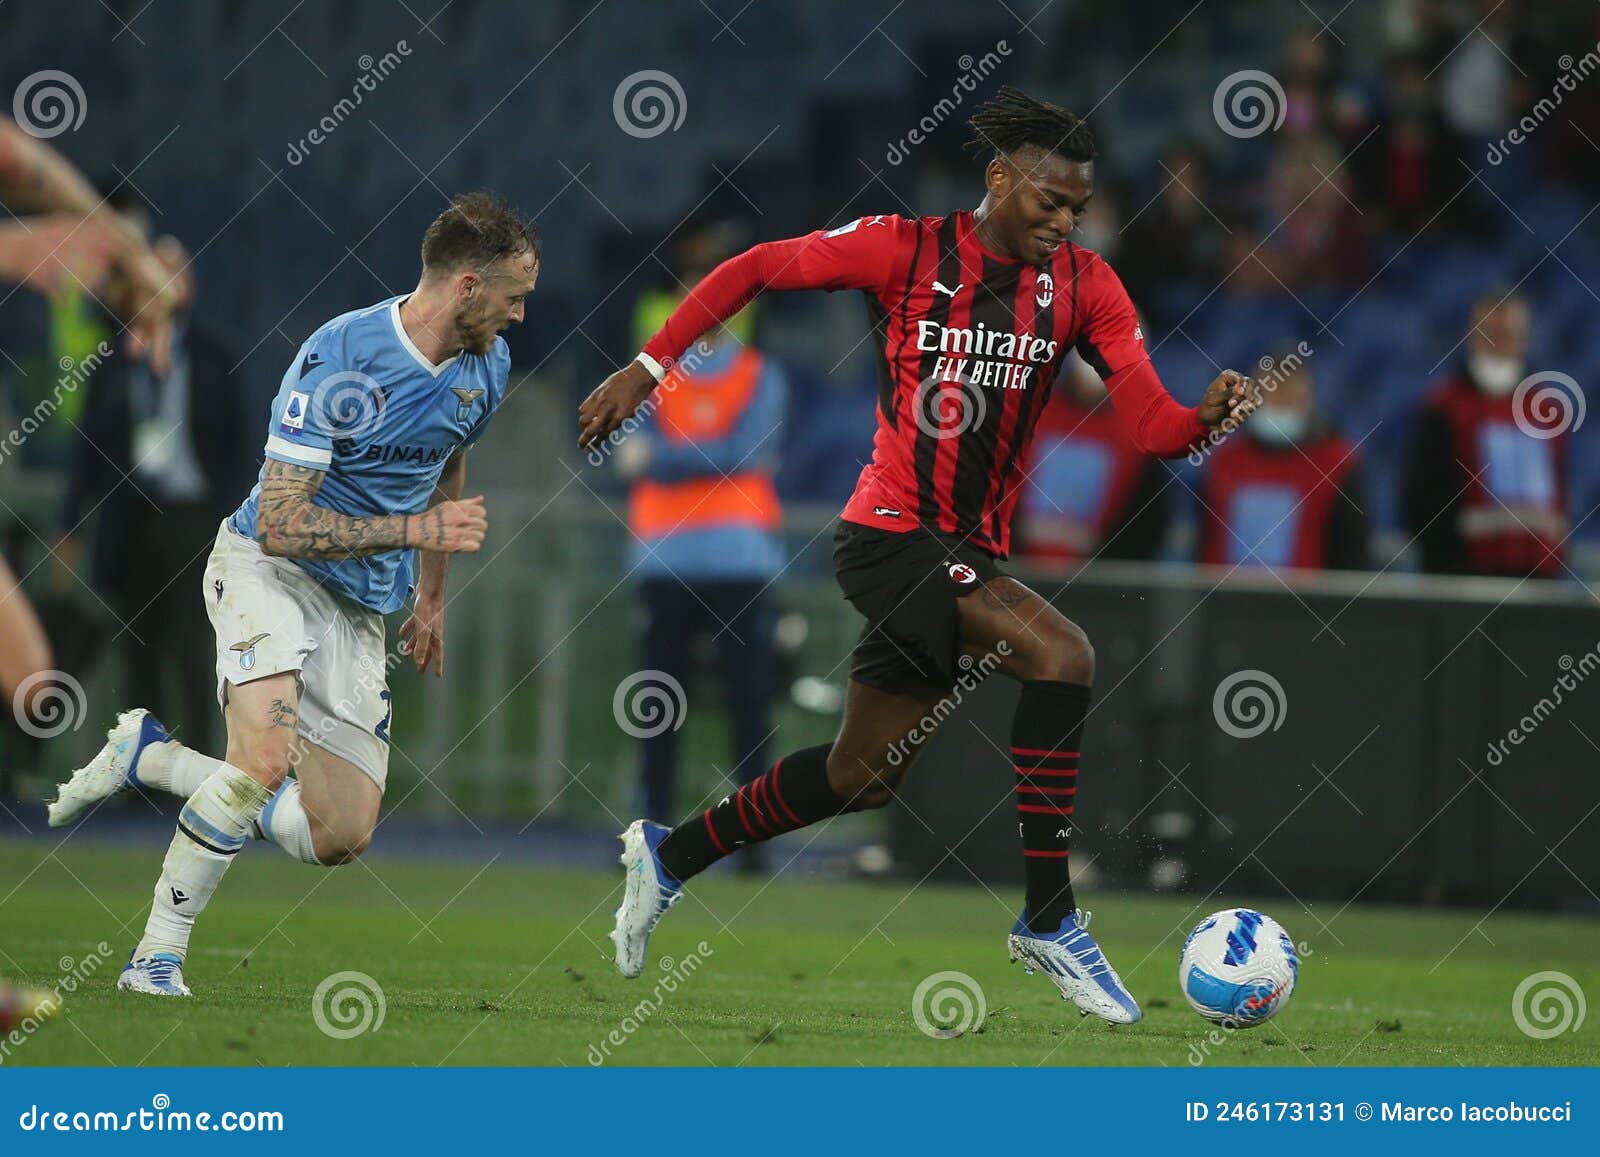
[130,673,299,969]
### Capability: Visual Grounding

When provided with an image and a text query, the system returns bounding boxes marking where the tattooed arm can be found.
[255,458,487,561]
[398,450,467,677]
[418,450,468,592]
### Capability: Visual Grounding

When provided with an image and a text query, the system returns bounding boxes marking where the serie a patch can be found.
[280,390,310,434]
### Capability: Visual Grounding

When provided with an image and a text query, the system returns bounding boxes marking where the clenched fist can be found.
[408,494,488,553]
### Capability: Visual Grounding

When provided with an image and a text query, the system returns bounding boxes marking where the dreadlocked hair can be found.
[964,85,1097,165]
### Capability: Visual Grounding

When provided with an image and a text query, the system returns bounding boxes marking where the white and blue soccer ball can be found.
[1178,908,1298,1026]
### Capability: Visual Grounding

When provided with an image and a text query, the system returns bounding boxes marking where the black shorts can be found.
[832,518,1004,698]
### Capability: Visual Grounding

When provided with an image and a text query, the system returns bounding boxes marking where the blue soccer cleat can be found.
[1007,909,1142,1024]
[48,709,171,828]
[610,820,683,978]
[116,952,191,997]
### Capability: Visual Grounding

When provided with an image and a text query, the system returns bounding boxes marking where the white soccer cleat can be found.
[48,709,171,828]
[1008,909,1143,1025]
[610,819,683,979]
[116,952,191,997]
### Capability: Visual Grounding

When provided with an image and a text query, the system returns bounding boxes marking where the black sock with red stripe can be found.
[656,744,847,883]
[1013,680,1089,932]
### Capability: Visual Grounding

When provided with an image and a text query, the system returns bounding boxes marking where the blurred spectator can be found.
[620,224,786,853]
[1200,355,1370,570]
[632,221,753,352]
[1403,291,1566,579]
[1429,0,1524,141]
[1256,133,1367,289]
[1016,355,1169,567]
[1280,25,1340,137]
[1351,53,1473,238]
[58,235,251,751]
[1116,142,1224,315]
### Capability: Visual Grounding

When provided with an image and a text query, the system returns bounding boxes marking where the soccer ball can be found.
[1178,908,1298,1026]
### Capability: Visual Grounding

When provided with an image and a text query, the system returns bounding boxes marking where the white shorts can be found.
[202,522,392,790]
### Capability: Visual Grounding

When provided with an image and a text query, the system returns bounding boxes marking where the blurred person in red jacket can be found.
[1016,354,1169,567]
[1201,352,1370,571]
[1404,291,1567,579]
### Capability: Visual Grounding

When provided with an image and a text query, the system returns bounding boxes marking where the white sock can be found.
[257,780,322,865]
[133,741,223,797]
[134,763,273,962]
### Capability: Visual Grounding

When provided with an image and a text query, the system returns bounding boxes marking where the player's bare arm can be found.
[0,118,105,214]
[399,449,468,676]
[0,119,180,371]
[0,214,123,294]
[255,458,487,560]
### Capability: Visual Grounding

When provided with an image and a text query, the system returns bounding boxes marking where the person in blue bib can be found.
[50,193,540,997]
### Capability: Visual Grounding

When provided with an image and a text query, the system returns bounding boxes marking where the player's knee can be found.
[1017,620,1094,685]
[226,737,294,788]
[310,824,372,866]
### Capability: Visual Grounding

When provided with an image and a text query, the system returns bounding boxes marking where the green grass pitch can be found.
[2,841,1596,1066]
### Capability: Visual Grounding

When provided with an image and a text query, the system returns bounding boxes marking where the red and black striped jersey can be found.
[639,210,1207,557]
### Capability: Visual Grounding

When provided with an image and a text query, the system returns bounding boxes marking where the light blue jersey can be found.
[230,296,509,614]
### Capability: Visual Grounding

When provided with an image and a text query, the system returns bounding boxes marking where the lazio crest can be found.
[451,386,485,424]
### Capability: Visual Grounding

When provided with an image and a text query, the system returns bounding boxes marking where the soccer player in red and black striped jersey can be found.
[581,87,1259,1023]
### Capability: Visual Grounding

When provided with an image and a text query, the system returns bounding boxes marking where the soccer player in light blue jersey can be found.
[50,193,540,995]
